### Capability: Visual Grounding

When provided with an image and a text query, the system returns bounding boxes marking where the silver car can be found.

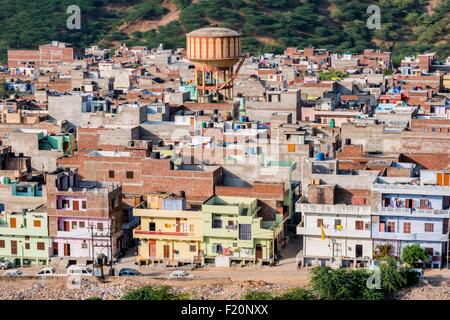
[0,259,13,270]
[4,269,23,277]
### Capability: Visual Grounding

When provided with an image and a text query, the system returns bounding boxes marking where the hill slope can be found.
[0,0,449,65]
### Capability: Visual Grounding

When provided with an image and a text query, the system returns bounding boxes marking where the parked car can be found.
[36,267,56,276]
[67,265,92,276]
[169,270,193,279]
[0,259,14,270]
[4,269,23,277]
[410,268,425,280]
[118,268,142,276]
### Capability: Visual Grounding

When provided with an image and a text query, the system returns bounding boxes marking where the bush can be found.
[278,287,315,300]
[379,257,407,296]
[122,285,190,300]
[86,296,102,300]
[401,244,429,267]
[242,290,273,300]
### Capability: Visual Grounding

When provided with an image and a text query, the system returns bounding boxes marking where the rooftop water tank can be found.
[315,152,325,161]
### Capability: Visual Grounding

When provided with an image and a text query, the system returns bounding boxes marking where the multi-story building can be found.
[202,196,283,266]
[371,171,450,268]
[133,193,203,266]
[46,168,124,263]
[0,205,50,266]
[296,184,373,268]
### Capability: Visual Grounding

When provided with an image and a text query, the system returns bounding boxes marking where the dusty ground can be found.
[1,238,448,300]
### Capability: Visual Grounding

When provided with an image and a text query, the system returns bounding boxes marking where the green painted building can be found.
[202,196,283,265]
[0,205,50,266]
[38,134,75,156]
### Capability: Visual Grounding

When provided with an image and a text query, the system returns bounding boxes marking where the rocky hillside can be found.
[0,0,449,65]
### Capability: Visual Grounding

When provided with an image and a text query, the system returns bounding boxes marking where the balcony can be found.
[373,183,450,196]
[296,223,371,239]
[377,207,450,218]
[372,230,448,242]
[297,203,371,215]
[133,225,202,241]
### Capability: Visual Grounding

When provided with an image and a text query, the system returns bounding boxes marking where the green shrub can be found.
[242,290,273,300]
[86,296,102,300]
[401,244,429,267]
[278,287,315,300]
[122,285,190,300]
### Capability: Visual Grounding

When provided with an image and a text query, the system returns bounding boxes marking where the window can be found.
[62,199,70,209]
[108,170,115,178]
[387,221,396,233]
[212,219,222,229]
[355,220,364,230]
[317,218,324,228]
[425,223,434,232]
[149,222,156,231]
[71,221,77,230]
[425,248,433,256]
[189,244,196,252]
[189,224,194,232]
[33,220,41,228]
[79,221,85,228]
[126,171,134,179]
[0,240,4,248]
[97,223,103,231]
[239,224,252,240]
[37,242,45,251]
[334,219,342,230]
[81,241,88,249]
[81,201,87,210]
[212,243,222,254]
[403,222,411,234]
[25,243,30,250]
[420,199,430,208]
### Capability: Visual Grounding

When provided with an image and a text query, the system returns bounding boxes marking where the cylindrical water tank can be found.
[186,27,242,68]
[315,152,325,161]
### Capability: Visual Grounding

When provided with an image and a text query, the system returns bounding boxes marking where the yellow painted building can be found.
[133,194,203,266]
[444,74,450,90]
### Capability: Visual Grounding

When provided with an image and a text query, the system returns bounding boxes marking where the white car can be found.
[67,265,92,276]
[410,268,425,280]
[36,267,57,276]
[4,269,23,277]
[169,270,193,279]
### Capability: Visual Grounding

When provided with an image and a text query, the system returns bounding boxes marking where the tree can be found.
[401,244,429,267]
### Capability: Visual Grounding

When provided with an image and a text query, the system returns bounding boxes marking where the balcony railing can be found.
[379,206,450,217]
[373,183,450,195]
[297,203,371,215]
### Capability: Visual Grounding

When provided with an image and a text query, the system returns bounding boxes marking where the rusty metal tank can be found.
[186,27,242,68]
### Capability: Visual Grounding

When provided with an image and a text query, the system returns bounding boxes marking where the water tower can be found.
[186,27,243,102]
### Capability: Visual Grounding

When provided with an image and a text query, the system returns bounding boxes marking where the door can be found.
[64,221,70,231]
[53,242,58,256]
[73,201,79,211]
[64,243,70,256]
[10,218,16,228]
[149,240,156,258]
[176,218,180,232]
[445,173,450,186]
[355,245,363,258]
[255,244,263,260]
[11,240,17,255]
[332,243,342,257]
[163,245,170,259]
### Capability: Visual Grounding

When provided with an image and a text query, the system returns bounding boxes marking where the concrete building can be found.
[371,171,450,268]
[0,205,50,266]
[202,196,283,266]
[133,193,203,266]
[46,169,124,263]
